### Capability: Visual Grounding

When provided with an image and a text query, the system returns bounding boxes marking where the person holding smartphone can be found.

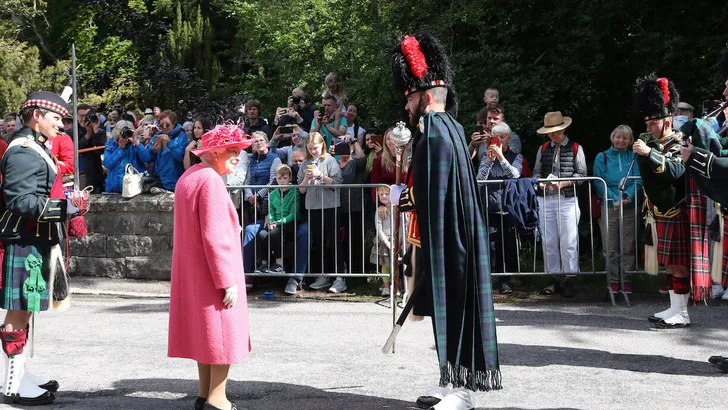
[477,123,523,294]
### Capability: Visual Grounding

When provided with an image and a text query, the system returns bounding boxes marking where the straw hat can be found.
[536,111,572,134]
[191,125,252,156]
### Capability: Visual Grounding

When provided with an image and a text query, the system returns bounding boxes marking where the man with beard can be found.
[391,32,501,410]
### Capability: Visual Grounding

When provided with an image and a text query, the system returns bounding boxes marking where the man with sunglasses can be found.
[147,110,188,191]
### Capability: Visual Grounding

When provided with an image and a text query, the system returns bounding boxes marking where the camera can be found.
[121,127,134,139]
[86,112,98,123]
[279,125,293,134]
[291,96,302,105]
[474,124,485,133]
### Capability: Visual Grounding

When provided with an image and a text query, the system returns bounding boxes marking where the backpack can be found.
[541,141,580,156]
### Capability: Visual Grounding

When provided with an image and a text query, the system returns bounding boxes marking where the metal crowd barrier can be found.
[617,175,666,308]
[477,176,616,305]
[226,183,397,319]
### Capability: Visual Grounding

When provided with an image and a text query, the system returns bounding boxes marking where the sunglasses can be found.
[160,122,173,128]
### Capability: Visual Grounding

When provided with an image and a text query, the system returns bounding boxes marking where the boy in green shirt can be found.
[256,164,302,273]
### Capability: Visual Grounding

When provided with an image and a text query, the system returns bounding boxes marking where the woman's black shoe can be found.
[194,396,207,410]
[203,402,240,410]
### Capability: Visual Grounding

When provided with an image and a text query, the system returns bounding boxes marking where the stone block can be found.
[107,235,152,257]
[90,193,175,213]
[85,213,135,235]
[69,257,126,279]
[132,212,173,235]
[69,234,107,257]
[124,256,172,280]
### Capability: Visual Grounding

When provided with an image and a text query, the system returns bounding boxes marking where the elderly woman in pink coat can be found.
[168,125,253,410]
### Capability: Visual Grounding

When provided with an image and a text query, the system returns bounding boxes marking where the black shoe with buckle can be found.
[416,395,441,409]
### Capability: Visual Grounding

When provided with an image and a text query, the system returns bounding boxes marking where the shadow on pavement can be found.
[495,305,728,332]
[51,379,579,410]
[500,343,726,377]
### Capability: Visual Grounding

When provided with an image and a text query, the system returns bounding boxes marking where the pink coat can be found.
[168,164,250,364]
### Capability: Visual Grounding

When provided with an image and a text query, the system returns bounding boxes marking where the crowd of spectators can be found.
[0,79,665,298]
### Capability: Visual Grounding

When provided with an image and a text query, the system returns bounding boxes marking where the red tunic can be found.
[405,167,420,247]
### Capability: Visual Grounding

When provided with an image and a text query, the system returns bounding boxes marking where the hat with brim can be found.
[191,125,252,156]
[144,108,153,115]
[537,111,572,134]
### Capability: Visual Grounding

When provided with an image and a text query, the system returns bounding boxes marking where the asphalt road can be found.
[2,283,727,410]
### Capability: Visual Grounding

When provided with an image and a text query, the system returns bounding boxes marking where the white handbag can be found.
[122,164,143,198]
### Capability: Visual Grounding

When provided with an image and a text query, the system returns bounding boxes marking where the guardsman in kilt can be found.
[0,92,88,405]
[632,74,712,329]
[392,32,501,410]
[681,45,728,373]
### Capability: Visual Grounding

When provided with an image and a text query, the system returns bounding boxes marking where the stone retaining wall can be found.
[69,193,175,280]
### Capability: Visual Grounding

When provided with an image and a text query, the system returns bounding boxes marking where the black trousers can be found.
[308,208,346,274]
[339,211,364,274]
[256,222,297,263]
[488,213,519,275]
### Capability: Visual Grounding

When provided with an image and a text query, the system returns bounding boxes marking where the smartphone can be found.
[490,136,500,146]
[279,125,293,134]
[333,141,351,156]
[370,134,384,146]
[474,124,485,133]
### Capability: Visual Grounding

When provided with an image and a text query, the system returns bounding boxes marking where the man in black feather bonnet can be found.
[391,32,501,410]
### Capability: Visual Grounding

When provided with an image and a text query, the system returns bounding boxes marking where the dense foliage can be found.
[2,0,727,159]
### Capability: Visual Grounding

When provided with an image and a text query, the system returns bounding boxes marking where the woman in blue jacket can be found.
[147,110,188,191]
[593,125,641,294]
[104,120,153,193]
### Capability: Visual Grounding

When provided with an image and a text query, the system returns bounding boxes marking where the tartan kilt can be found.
[655,211,689,267]
[0,243,51,312]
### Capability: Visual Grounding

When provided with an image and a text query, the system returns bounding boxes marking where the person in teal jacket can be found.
[104,120,153,193]
[255,164,302,274]
[593,125,641,293]
[147,110,188,191]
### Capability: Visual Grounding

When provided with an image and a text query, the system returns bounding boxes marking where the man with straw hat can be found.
[391,31,501,410]
[533,111,587,298]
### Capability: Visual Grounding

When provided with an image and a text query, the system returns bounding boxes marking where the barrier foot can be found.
[622,292,631,308]
[607,288,616,306]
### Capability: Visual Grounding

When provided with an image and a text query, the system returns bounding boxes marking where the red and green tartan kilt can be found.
[655,211,689,267]
[0,243,51,312]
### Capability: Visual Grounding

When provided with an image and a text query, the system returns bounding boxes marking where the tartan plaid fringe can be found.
[440,362,503,392]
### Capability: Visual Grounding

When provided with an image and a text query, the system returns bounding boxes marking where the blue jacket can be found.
[103,138,153,193]
[502,178,539,240]
[147,124,188,190]
[593,147,640,208]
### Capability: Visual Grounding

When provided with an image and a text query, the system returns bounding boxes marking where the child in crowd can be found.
[324,72,347,130]
[256,164,301,273]
[371,186,393,296]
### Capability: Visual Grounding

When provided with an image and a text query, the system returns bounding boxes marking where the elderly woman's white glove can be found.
[223,285,238,308]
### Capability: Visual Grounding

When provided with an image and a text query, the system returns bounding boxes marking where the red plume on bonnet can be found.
[656,77,670,104]
[401,36,428,79]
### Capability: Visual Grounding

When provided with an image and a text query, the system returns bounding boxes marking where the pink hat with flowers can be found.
[191,124,252,156]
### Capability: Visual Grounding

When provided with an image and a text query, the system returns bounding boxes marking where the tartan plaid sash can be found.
[687,177,711,302]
